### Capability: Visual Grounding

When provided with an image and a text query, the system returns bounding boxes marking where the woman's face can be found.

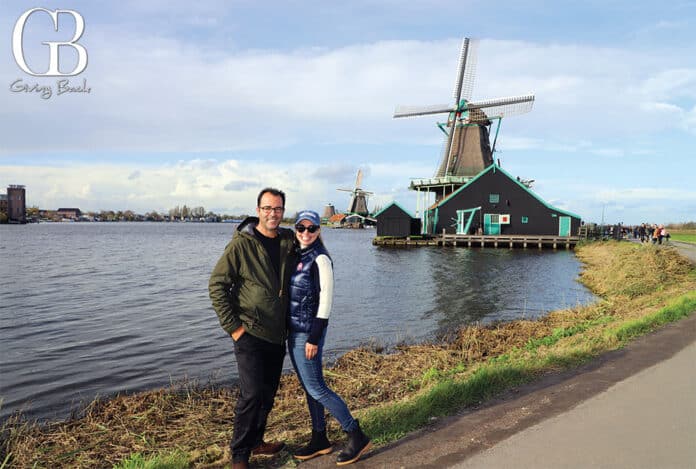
[295,219,320,247]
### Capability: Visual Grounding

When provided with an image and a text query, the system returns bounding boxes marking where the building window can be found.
[490,214,500,224]
[521,216,528,224]
[489,193,500,203]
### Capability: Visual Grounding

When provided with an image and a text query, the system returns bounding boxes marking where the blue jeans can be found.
[288,331,357,432]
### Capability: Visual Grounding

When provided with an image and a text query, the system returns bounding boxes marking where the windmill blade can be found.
[466,94,535,122]
[467,94,535,111]
[460,39,478,101]
[445,38,479,178]
[355,170,363,189]
[434,131,451,177]
[451,38,469,105]
[393,104,454,118]
[453,38,479,103]
[337,188,354,192]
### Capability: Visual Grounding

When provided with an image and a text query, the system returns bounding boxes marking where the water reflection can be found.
[428,248,592,334]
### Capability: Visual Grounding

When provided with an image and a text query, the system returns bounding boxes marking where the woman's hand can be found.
[305,342,318,360]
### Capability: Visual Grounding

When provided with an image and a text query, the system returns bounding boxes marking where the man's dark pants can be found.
[231,332,285,463]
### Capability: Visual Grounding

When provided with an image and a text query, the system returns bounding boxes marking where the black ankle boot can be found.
[336,420,371,466]
[294,429,333,461]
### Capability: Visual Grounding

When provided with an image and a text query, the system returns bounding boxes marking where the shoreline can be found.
[2,241,695,468]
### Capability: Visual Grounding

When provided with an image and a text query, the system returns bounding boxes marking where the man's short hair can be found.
[257,187,286,207]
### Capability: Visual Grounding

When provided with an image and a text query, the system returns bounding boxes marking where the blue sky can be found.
[1,1,694,223]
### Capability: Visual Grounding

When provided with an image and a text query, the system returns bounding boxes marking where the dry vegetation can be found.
[2,242,694,469]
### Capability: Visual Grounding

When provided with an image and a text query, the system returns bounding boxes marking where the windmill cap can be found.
[295,210,320,226]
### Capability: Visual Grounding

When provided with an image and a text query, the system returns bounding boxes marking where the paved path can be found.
[299,313,696,469]
[629,238,696,265]
[454,341,696,469]
[670,240,696,265]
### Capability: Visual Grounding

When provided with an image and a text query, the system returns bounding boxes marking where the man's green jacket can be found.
[209,217,296,345]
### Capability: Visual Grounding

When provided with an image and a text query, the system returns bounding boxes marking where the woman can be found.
[288,210,371,465]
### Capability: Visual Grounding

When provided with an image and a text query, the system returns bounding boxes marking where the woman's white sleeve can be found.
[315,254,334,320]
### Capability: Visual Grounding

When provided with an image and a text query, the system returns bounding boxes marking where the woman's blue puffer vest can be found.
[288,241,330,333]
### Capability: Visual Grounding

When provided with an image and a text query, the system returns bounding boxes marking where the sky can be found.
[1,1,695,224]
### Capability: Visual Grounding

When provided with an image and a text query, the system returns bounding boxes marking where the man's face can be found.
[256,192,284,236]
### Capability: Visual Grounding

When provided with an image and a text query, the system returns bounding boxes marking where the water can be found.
[0,223,596,422]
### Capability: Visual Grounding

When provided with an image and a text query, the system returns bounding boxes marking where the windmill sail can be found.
[393,37,534,186]
[337,170,373,216]
[393,104,453,118]
[467,94,535,122]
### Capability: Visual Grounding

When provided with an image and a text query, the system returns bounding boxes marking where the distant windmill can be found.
[337,169,373,216]
[394,38,535,201]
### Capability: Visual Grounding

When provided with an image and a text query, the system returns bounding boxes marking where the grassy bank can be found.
[2,241,695,468]
[666,225,696,244]
[669,230,696,244]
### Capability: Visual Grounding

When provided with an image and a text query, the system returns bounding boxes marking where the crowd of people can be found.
[633,223,670,244]
[602,223,671,244]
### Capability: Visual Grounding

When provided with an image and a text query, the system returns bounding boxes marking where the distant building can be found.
[322,203,336,221]
[328,213,346,227]
[57,208,82,220]
[0,194,7,216]
[39,209,58,221]
[7,185,26,224]
[375,202,421,237]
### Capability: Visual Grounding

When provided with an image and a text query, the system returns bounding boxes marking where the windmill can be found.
[337,169,373,216]
[394,38,535,202]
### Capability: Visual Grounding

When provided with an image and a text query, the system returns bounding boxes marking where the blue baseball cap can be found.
[295,210,320,226]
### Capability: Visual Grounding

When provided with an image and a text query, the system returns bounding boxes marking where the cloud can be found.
[590,148,625,158]
[0,159,340,213]
[2,13,694,226]
[4,34,693,156]
[224,180,257,191]
[594,187,696,202]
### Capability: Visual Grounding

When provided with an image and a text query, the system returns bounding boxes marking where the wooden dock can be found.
[373,234,579,249]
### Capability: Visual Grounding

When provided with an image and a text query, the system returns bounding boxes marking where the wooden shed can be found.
[375,202,421,237]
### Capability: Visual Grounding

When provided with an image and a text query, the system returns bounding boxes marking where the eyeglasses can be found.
[259,206,285,214]
[295,225,320,233]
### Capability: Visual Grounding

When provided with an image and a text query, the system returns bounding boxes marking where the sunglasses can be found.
[295,225,320,233]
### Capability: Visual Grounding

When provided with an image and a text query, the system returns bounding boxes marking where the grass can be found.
[113,451,189,469]
[1,241,694,468]
[670,233,696,244]
[667,228,696,244]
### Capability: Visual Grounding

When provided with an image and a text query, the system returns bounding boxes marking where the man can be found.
[209,187,297,469]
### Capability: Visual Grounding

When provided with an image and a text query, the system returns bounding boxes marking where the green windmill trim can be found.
[436,118,482,135]
[435,164,582,220]
[372,201,415,218]
[455,206,481,234]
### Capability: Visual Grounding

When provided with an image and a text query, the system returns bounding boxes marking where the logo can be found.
[9,7,91,99]
[12,8,88,76]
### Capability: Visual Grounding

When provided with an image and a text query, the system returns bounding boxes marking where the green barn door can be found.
[484,214,500,235]
[558,216,571,236]
[456,208,480,235]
